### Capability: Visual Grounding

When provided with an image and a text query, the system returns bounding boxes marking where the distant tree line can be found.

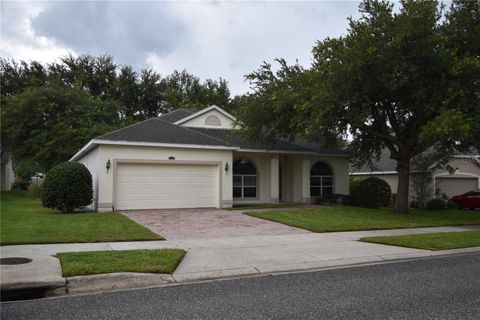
[0,54,237,173]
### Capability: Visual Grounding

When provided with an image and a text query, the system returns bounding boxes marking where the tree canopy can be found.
[236,0,480,213]
[0,54,236,171]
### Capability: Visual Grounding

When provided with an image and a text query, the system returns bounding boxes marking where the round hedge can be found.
[350,177,391,209]
[42,162,93,213]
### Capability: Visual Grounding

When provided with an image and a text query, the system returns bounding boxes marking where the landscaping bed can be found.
[57,249,186,277]
[0,191,162,245]
[360,231,480,250]
[246,206,480,233]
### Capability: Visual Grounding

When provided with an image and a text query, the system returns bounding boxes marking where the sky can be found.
[1,0,363,96]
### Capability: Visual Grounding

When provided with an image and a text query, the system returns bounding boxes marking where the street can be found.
[2,253,479,320]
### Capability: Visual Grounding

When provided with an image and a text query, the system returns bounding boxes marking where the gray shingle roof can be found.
[97,118,228,146]
[349,149,398,173]
[350,148,480,173]
[158,109,196,123]
[95,109,349,155]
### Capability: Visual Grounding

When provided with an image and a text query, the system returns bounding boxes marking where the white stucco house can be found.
[1,151,15,191]
[350,149,480,200]
[71,105,350,211]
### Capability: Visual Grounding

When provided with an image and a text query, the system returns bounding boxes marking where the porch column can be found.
[302,159,310,203]
[270,157,280,203]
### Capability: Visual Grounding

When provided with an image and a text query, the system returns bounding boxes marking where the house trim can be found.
[173,105,236,125]
[70,139,239,161]
[239,148,349,157]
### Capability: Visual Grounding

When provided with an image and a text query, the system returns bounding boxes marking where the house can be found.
[1,151,15,191]
[350,149,480,200]
[71,105,350,211]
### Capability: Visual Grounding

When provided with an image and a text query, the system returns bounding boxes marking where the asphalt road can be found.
[2,253,480,320]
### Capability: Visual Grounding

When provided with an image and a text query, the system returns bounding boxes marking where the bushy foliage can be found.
[42,162,93,213]
[426,198,447,210]
[349,177,392,209]
[27,181,43,199]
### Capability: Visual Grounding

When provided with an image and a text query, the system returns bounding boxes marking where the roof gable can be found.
[174,105,236,129]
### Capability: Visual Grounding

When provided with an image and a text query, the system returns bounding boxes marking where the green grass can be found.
[57,249,186,277]
[246,205,480,233]
[227,203,299,210]
[360,231,480,250]
[0,191,162,245]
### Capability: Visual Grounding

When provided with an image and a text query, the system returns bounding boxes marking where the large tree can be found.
[236,0,479,213]
[1,84,119,171]
[1,54,236,171]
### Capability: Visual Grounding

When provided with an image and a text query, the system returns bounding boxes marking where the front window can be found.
[233,159,257,198]
[310,162,333,197]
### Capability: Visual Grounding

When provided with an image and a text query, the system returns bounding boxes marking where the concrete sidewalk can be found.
[2,225,480,297]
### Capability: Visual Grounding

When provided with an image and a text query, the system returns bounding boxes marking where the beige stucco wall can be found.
[77,147,100,210]
[92,144,233,211]
[232,152,272,204]
[179,109,234,129]
[233,153,350,204]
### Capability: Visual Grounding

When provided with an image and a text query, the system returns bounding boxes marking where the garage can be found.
[115,163,219,210]
[436,177,479,198]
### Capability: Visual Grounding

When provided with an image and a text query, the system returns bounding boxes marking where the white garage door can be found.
[436,177,478,198]
[116,163,219,210]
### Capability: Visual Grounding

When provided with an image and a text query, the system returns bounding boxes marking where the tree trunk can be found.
[394,159,411,214]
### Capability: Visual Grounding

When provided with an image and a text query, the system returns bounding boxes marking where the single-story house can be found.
[350,149,480,200]
[71,105,350,211]
[1,151,15,191]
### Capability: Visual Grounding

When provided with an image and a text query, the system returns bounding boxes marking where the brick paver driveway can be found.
[121,209,310,240]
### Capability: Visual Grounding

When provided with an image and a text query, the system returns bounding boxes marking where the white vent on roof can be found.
[205,115,221,126]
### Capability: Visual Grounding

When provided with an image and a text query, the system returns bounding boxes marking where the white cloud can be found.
[0,1,74,63]
[1,0,361,95]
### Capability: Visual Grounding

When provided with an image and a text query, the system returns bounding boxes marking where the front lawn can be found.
[0,191,162,245]
[57,249,186,277]
[360,231,480,250]
[246,206,480,233]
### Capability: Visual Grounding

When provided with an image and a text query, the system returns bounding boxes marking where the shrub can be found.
[426,198,446,210]
[27,181,43,199]
[42,162,93,213]
[312,194,344,205]
[349,177,391,209]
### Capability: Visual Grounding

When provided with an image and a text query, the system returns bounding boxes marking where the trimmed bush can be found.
[42,162,93,213]
[349,177,391,209]
[426,198,446,210]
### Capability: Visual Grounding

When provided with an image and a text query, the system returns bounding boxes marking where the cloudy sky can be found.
[1,1,363,95]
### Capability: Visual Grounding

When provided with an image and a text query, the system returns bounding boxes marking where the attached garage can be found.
[436,177,479,198]
[114,162,220,210]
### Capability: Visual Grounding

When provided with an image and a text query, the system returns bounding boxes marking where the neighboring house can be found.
[350,149,480,200]
[1,151,15,191]
[71,105,350,211]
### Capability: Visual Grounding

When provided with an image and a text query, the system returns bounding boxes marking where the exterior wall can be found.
[433,157,480,197]
[303,156,350,202]
[1,158,15,191]
[233,152,272,204]
[233,152,350,204]
[77,147,100,210]
[179,109,234,129]
[93,145,233,211]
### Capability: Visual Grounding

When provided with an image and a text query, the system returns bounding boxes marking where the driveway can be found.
[121,208,310,240]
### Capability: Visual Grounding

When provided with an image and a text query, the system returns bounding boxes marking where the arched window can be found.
[310,162,333,197]
[205,115,221,126]
[233,159,257,198]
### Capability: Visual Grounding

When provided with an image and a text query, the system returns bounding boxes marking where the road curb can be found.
[49,247,480,297]
[3,247,479,300]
